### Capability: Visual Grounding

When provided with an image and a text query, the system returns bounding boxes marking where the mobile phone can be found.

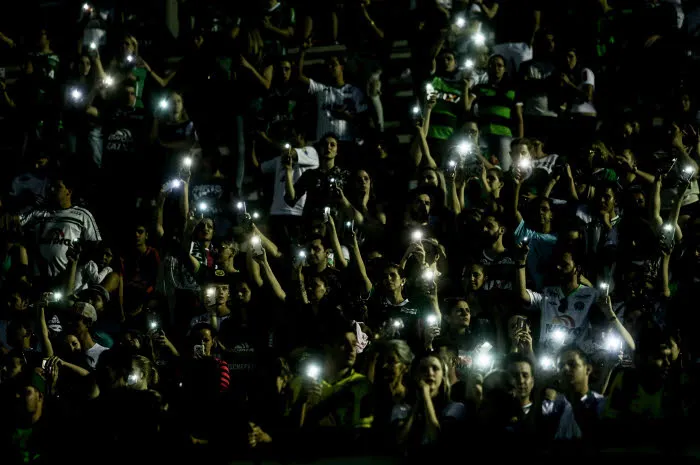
[516,318,526,331]
[251,235,264,256]
[42,358,49,370]
[323,206,331,223]
[344,220,354,234]
[193,344,206,358]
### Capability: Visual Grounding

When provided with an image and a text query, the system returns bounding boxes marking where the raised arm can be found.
[515,244,532,305]
[296,43,312,87]
[508,171,525,226]
[326,217,348,269]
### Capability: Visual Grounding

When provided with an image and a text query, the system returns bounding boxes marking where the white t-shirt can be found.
[521,60,558,117]
[526,285,600,352]
[532,153,559,173]
[309,79,368,142]
[261,146,319,216]
[22,206,102,277]
[85,342,108,369]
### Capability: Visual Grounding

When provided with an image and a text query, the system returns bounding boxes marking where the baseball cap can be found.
[79,284,110,304]
[73,302,97,323]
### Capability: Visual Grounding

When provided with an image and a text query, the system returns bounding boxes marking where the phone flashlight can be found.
[305,363,321,380]
[426,314,438,327]
[89,42,97,50]
[126,54,134,63]
[518,157,532,169]
[52,292,63,302]
[521,236,530,245]
[71,88,83,101]
[411,230,423,243]
[457,141,472,156]
[464,59,475,70]
[422,268,435,281]
[411,105,420,115]
[183,156,193,167]
[425,83,435,95]
[150,320,158,330]
[323,206,331,219]
[539,356,555,371]
[170,179,182,189]
[236,201,246,212]
[82,3,90,10]
[104,75,114,87]
[599,282,609,296]
[684,166,695,176]
[662,223,674,233]
[283,143,291,150]
[448,160,457,169]
[455,16,466,28]
[198,202,208,211]
[392,318,403,329]
[472,32,486,46]
[298,250,307,258]
[127,372,140,386]
[206,287,215,297]
[605,333,622,352]
[252,211,261,220]
[476,353,492,370]
[159,99,169,110]
[552,329,567,345]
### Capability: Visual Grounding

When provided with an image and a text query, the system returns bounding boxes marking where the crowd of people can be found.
[0,0,699,463]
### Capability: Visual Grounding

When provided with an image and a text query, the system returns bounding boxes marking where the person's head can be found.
[529,196,553,229]
[595,182,618,215]
[680,92,692,113]
[484,168,504,194]
[375,340,413,385]
[128,355,159,391]
[635,325,673,382]
[305,274,329,304]
[122,84,137,108]
[409,188,432,221]
[0,350,24,383]
[418,167,440,188]
[307,234,329,268]
[96,346,132,390]
[277,59,292,83]
[324,323,358,369]
[194,218,214,242]
[216,241,239,266]
[15,373,45,419]
[481,211,506,246]
[557,346,592,393]
[551,247,581,284]
[168,90,185,119]
[460,120,480,141]
[78,54,92,77]
[191,323,216,357]
[65,302,98,338]
[8,318,34,350]
[5,281,31,313]
[505,353,536,404]
[205,281,230,307]
[318,133,339,160]
[564,48,577,70]
[412,352,450,400]
[533,30,556,57]
[50,177,74,208]
[511,138,534,161]
[438,49,457,73]
[134,223,149,247]
[487,54,506,82]
[79,285,110,314]
[326,55,345,82]
[62,333,82,354]
[354,169,373,197]
[463,262,487,292]
[381,263,406,295]
[232,279,252,306]
[445,298,471,330]
[36,29,50,50]
[122,34,138,58]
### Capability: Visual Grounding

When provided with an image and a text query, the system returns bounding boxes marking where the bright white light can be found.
[71,89,83,101]
[393,319,402,328]
[684,166,695,175]
[599,282,609,294]
[329,177,336,183]
[252,212,260,220]
[53,292,63,302]
[306,364,321,380]
[552,329,567,345]
[127,373,139,385]
[422,269,435,281]
[663,223,673,233]
[82,3,90,10]
[324,206,331,216]
[476,353,492,369]
[170,179,181,189]
[473,32,486,46]
[284,143,291,150]
[426,314,438,326]
[345,221,352,228]
[126,54,134,63]
[540,356,555,370]
[412,105,420,115]
[251,235,261,246]
[150,321,157,329]
[455,16,466,28]
[236,202,244,210]
[479,341,493,352]
[183,156,192,167]
[206,287,215,297]
[425,83,435,94]
[518,158,532,169]
[411,230,423,242]
[448,160,457,168]
[104,75,114,87]
[198,202,208,212]
[464,59,475,69]
[605,333,622,352]
[89,42,97,50]
[298,250,306,258]
[457,141,472,156]
[159,99,169,110]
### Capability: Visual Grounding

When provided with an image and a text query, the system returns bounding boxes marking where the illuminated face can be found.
[489,57,506,81]
[417,355,444,398]
[307,239,327,266]
[305,277,327,303]
[448,301,470,329]
[198,328,214,356]
[465,264,486,291]
[510,361,534,401]
[558,351,590,389]
[382,266,404,293]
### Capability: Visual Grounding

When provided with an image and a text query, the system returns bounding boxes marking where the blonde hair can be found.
[132,355,159,387]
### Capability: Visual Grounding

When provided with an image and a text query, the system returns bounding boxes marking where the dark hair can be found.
[322,320,355,346]
[319,132,339,143]
[307,233,330,250]
[482,209,506,228]
[636,324,674,357]
[558,344,592,367]
[191,322,217,338]
[382,262,405,279]
[503,352,537,375]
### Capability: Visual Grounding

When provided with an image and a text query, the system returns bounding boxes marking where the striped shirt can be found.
[22,206,101,277]
[309,79,368,142]
[473,80,520,137]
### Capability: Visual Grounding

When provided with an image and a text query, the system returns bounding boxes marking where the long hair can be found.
[409,352,452,407]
